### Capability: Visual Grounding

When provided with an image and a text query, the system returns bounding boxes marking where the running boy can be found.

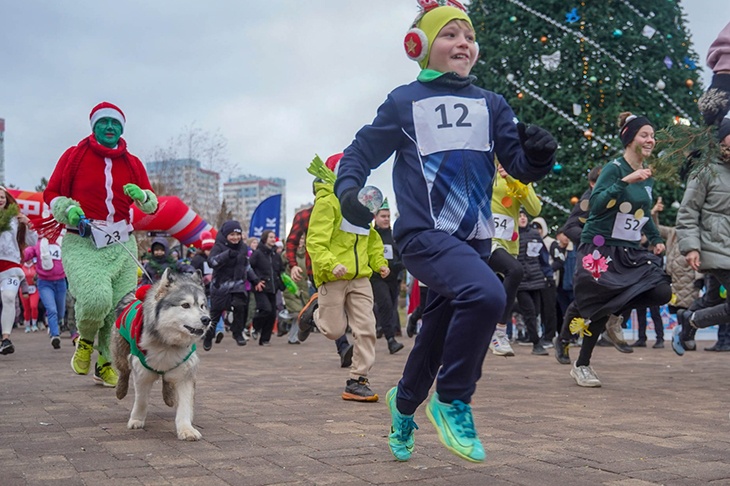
[332,1,556,462]
[298,154,389,402]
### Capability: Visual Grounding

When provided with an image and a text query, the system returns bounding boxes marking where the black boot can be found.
[387,337,404,354]
[553,336,571,365]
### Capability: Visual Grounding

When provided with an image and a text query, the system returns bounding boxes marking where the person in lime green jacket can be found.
[297,156,389,403]
[487,162,542,356]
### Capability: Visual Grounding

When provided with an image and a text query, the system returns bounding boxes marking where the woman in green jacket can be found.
[570,112,671,387]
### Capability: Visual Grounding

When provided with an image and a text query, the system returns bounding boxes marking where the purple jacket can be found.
[708,21,730,72]
[25,237,65,281]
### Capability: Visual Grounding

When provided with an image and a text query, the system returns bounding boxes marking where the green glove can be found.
[281,273,298,295]
[67,206,85,226]
[123,183,146,202]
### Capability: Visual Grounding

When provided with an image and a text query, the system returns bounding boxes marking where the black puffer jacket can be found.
[249,244,284,294]
[517,226,550,291]
[208,223,259,296]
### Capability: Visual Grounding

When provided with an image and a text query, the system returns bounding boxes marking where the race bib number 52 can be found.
[611,213,648,241]
[413,96,490,156]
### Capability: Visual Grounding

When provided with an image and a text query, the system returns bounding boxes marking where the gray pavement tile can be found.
[2,330,730,485]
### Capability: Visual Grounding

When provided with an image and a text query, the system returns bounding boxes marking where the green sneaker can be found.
[387,387,418,461]
[93,361,118,388]
[71,338,94,375]
[426,393,485,462]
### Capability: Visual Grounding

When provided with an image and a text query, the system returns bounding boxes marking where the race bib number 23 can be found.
[91,220,130,249]
[413,96,490,156]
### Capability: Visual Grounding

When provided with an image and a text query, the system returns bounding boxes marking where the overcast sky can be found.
[1,1,726,228]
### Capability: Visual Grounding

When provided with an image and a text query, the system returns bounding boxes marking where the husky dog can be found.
[112,268,211,441]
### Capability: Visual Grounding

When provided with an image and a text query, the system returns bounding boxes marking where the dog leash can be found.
[78,218,155,283]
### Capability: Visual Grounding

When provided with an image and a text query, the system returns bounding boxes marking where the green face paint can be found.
[93,117,123,147]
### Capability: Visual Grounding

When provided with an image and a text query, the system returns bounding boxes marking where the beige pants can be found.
[314,278,376,380]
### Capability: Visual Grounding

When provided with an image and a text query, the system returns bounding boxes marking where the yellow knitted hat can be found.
[405,4,473,69]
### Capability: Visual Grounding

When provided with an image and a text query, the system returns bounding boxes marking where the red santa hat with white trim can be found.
[89,101,126,130]
[325,153,344,175]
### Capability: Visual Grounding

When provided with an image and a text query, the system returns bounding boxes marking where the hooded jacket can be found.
[307,181,388,288]
[517,226,550,291]
[208,222,259,295]
[676,156,730,271]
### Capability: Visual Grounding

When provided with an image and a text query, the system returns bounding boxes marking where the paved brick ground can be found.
[1,329,730,485]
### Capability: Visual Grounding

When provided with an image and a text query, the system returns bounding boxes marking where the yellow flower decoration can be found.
[506,180,530,200]
[569,317,592,338]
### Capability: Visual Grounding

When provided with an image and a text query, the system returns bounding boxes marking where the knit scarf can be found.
[60,135,143,196]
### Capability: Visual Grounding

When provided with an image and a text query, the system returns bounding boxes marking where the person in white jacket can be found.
[0,187,38,355]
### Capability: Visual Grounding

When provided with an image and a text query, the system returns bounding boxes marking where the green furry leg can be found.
[62,233,139,361]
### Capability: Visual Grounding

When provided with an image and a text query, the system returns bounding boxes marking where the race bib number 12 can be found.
[413,96,490,156]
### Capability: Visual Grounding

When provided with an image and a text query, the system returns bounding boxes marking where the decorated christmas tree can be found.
[469,0,704,228]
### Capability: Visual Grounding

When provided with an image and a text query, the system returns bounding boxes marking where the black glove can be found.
[339,187,373,229]
[228,249,239,260]
[517,122,557,165]
[698,73,730,126]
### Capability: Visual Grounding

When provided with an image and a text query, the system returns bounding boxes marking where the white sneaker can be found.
[570,362,602,387]
[489,330,515,357]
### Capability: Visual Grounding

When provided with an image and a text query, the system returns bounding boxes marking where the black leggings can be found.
[208,293,248,340]
[622,306,663,341]
[253,291,277,344]
[371,277,400,339]
[488,248,523,324]
[576,284,672,366]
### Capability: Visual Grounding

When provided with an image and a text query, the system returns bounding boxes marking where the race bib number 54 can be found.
[413,96,490,156]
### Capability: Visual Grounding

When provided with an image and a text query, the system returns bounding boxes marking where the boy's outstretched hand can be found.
[332,264,348,278]
[339,188,373,228]
[379,266,390,279]
[517,122,557,165]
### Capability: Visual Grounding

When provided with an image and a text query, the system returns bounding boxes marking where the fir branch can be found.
[648,125,721,186]
[0,204,20,234]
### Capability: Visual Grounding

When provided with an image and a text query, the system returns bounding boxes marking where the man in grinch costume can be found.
[44,102,158,387]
